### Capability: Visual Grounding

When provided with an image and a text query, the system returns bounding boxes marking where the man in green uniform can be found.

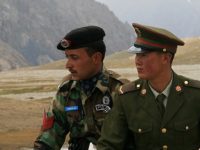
[97,23,200,150]
[33,26,128,150]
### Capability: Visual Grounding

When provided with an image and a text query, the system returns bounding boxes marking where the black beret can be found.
[128,23,184,54]
[57,26,105,51]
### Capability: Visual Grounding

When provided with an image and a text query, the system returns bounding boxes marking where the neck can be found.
[149,69,173,93]
[91,64,103,78]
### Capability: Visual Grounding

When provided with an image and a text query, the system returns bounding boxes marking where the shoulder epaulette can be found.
[118,79,141,94]
[180,75,200,89]
[106,69,130,84]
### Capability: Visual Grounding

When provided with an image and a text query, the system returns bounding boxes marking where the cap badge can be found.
[60,39,71,48]
[175,85,182,92]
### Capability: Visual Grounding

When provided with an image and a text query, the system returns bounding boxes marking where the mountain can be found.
[0,40,28,71]
[95,0,200,38]
[35,37,200,70]
[0,0,133,69]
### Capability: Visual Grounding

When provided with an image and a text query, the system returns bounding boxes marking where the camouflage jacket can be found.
[34,69,128,150]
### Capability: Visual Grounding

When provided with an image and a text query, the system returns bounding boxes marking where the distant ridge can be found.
[174,37,200,64]
[0,40,28,71]
[34,37,200,70]
[0,0,132,69]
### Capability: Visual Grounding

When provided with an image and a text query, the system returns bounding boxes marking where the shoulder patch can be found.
[118,79,141,94]
[42,110,54,131]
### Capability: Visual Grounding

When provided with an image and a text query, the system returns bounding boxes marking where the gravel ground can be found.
[1,64,199,101]
[0,64,200,149]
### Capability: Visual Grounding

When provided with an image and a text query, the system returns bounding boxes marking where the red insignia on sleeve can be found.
[41,110,54,131]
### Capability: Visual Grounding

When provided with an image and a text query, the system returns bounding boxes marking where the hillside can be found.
[1,37,200,149]
[173,37,200,64]
[0,40,28,71]
[34,37,200,70]
[0,0,132,69]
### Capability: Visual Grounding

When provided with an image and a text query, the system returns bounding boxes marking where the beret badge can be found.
[60,39,71,49]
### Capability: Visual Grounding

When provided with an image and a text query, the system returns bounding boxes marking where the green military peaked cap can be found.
[57,25,105,51]
[128,23,185,54]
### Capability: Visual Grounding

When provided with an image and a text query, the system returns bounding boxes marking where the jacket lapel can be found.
[162,73,185,126]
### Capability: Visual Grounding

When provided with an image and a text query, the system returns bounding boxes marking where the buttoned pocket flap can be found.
[174,119,198,132]
[131,122,152,133]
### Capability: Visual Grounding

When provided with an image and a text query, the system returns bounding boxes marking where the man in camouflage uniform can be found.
[97,23,200,150]
[33,26,128,150]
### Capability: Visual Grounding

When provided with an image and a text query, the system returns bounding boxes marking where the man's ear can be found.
[92,52,103,64]
[162,53,172,64]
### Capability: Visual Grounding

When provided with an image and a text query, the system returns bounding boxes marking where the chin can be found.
[138,74,147,80]
[71,76,80,81]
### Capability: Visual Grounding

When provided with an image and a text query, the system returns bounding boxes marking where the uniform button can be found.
[138,128,142,133]
[184,80,189,85]
[163,145,168,150]
[141,89,146,95]
[161,128,167,133]
[185,125,189,130]
[136,84,141,88]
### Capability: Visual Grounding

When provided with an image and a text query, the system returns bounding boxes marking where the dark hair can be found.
[169,53,175,64]
[85,41,106,60]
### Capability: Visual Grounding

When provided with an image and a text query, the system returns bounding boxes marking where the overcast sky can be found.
[94,0,198,24]
[95,0,135,24]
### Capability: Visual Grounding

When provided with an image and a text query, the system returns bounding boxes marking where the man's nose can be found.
[135,55,142,65]
[66,59,72,69]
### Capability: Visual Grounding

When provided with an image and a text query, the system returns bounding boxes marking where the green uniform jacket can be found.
[97,72,200,150]
[34,69,128,150]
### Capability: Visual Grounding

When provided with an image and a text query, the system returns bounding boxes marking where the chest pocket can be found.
[93,93,113,131]
[130,122,153,147]
[65,97,84,124]
[173,119,200,145]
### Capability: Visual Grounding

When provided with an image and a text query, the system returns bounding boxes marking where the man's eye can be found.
[71,55,79,60]
[136,53,147,57]
[141,53,147,56]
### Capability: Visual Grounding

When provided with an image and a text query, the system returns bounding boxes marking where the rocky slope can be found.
[0,40,28,71]
[0,0,133,69]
